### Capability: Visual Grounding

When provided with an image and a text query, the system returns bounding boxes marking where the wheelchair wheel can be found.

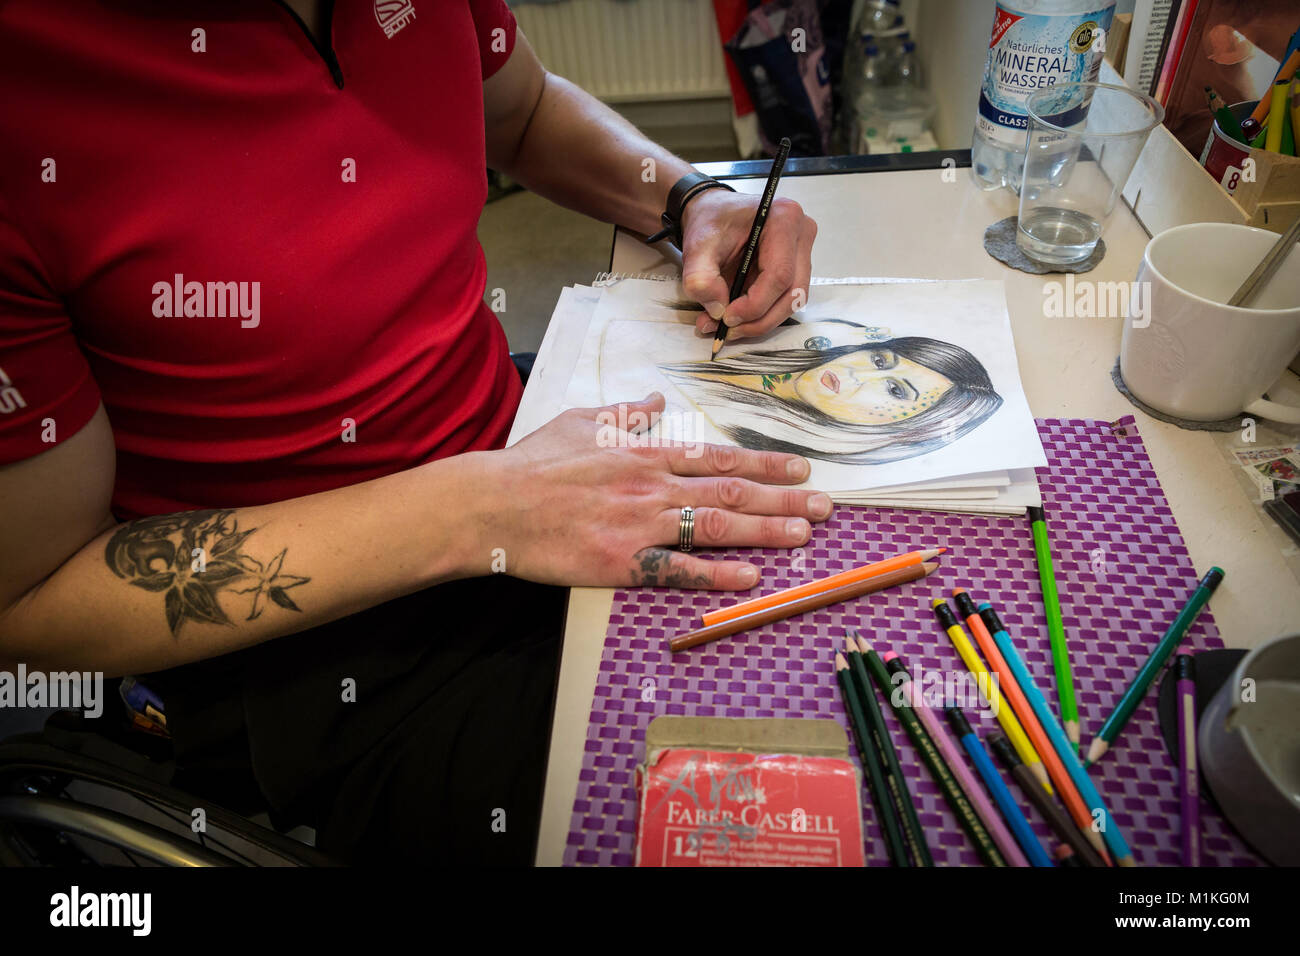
[0,739,336,866]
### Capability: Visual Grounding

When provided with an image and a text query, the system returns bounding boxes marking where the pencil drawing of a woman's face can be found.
[658,322,1003,465]
[784,347,954,424]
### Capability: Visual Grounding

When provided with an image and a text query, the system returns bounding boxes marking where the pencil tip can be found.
[855,634,870,653]
[952,586,967,596]
[834,652,847,669]
[920,561,938,572]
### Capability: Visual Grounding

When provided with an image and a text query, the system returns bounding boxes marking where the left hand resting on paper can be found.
[679,189,817,341]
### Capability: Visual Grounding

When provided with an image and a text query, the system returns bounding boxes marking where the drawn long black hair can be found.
[659,336,1002,464]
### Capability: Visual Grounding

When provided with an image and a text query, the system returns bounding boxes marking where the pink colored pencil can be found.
[883,650,1030,867]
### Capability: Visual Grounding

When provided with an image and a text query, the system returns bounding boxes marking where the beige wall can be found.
[915,0,998,150]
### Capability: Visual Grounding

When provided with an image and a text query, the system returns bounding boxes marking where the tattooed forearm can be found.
[104,509,310,637]
[630,547,712,588]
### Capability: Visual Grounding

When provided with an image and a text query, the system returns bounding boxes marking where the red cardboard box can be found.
[635,717,865,867]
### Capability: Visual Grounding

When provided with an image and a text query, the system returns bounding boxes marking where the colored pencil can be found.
[964,584,1137,847]
[946,706,1052,867]
[702,547,945,627]
[859,637,1006,866]
[1205,86,1243,142]
[1026,506,1078,751]
[988,731,1107,868]
[1291,78,1300,156]
[1087,568,1224,765]
[1247,49,1300,127]
[1266,79,1289,153]
[711,137,791,360]
[846,635,933,866]
[980,602,1132,866]
[668,561,935,652]
[932,598,1052,795]
[1176,648,1200,867]
[836,651,909,866]
[883,651,1019,866]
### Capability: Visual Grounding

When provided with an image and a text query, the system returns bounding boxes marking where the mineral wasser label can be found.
[978,4,1114,148]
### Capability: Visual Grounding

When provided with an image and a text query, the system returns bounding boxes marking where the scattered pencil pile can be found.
[834,586,1131,868]
[669,507,1223,866]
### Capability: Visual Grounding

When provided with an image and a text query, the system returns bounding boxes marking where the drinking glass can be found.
[1016,82,1164,266]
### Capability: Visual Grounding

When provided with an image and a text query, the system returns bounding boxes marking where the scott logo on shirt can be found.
[0,366,26,414]
[375,0,415,38]
[151,274,260,329]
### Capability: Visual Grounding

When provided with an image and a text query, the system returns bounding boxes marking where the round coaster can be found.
[983,215,1106,274]
[1110,359,1244,432]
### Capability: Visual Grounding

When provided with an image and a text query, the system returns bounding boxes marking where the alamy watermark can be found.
[1042,274,1152,325]
[0,664,104,718]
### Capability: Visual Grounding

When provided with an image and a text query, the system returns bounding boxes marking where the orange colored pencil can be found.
[670,562,936,652]
[1249,49,1300,126]
[700,547,945,627]
[952,587,1112,865]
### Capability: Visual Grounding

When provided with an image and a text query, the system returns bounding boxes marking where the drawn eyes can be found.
[886,380,907,401]
[869,350,898,371]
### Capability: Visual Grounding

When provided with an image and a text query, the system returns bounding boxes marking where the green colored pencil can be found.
[835,652,909,866]
[846,635,933,866]
[1027,506,1078,752]
[858,635,1006,867]
[1087,567,1225,766]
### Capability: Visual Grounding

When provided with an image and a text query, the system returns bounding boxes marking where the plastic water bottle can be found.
[862,0,901,34]
[896,38,921,88]
[851,42,884,153]
[971,0,1116,191]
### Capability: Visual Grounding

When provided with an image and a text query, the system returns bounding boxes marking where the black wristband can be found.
[645,172,735,247]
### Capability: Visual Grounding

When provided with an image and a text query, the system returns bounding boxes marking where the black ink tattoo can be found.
[104,509,309,637]
[631,547,712,588]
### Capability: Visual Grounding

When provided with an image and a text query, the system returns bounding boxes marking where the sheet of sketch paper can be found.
[564,278,1047,496]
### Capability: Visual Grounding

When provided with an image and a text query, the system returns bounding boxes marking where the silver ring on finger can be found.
[678,506,695,552]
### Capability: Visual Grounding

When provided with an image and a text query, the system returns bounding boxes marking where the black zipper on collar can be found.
[273,0,344,89]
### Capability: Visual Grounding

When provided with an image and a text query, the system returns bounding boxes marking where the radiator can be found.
[512,0,731,103]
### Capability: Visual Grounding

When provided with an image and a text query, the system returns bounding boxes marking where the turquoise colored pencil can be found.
[979,601,1136,867]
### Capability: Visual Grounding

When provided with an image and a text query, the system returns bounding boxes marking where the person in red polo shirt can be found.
[0,0,823,864]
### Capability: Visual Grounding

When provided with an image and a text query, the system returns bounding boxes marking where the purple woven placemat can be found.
[562,417,1261,867]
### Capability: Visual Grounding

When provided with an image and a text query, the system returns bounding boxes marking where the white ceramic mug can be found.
[1120,222,1300,423]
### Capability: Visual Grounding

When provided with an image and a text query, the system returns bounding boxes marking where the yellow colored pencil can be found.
[1266,79,1289,153]
[932,603,1053,796]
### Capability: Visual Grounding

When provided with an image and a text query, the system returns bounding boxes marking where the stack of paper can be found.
[508,277,1045,515]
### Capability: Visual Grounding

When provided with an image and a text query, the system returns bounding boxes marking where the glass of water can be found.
[1016,82,1164,266]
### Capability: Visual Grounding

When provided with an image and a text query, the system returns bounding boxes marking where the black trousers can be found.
[143,575,567,865]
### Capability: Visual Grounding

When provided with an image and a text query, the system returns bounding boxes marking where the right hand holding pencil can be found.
[469,391,832,590]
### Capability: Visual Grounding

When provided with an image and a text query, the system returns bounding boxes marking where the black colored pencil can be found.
[710,137,792,360]
[987,731,1106,868]
[848,633,933,866]
[836,652,908,866]
[859,636,1006,866]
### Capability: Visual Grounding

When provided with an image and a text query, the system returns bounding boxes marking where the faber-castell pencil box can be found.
[634,716,865,867]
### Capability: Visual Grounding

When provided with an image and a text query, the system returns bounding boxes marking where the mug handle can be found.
[1243,397,1300,425]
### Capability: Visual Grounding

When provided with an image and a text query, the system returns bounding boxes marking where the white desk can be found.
[533,166,1300,866]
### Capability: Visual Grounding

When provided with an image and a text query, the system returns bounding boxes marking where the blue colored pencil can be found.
[946,705,1054,867]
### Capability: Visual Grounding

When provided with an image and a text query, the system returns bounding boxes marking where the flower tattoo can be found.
[104,509,309,637]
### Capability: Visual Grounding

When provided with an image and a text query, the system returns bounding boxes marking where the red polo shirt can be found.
[0,0,522,520]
